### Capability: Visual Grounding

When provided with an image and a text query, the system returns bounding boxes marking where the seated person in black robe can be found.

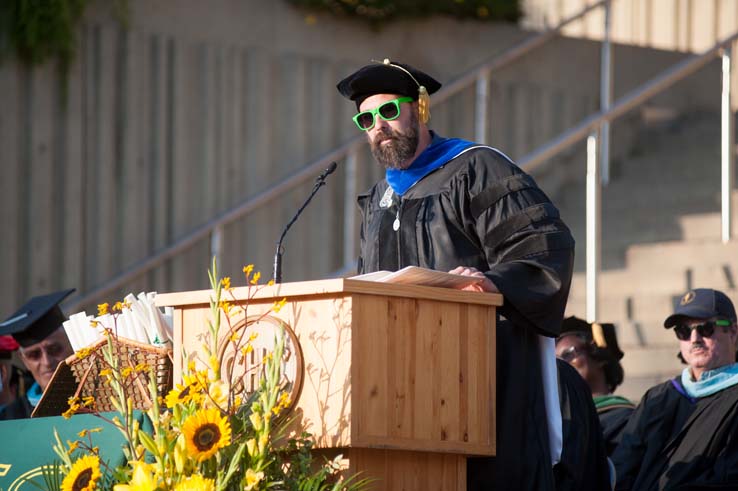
[337,59,576,491]
[556,358,612,490]
[0,289,75,419]
[556,316,635,455]
[0,336,26,416]
[612,288,738,490]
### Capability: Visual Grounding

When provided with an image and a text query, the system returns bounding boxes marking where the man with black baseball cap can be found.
[339,60,577,491]
[612,288,738,490]
[0,289,75,419]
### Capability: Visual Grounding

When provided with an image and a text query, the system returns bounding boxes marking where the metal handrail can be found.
[517,30,738,172]
[65,0,612,311]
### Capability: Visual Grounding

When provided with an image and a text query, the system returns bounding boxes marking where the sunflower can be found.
[165,377,203,408]
[62,455,101,491]
[173,474,216,491]
[182,408,231,461]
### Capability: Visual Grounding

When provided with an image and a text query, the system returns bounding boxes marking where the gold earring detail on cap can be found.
[418,85,430,124]
[377,58,431,123]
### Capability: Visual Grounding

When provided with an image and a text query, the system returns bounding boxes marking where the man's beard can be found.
[369,112,419,170]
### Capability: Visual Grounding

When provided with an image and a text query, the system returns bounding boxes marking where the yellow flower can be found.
[173,474,215,491]
[250,271,261,285]
[246,438,257,457]
[205,380,228,409]
[272,298,287,313]
[97,303,109,316]
[267,279,275,286]
[249,412,263,431]
[182,408,231,462]
[219,300,233,315]
[244,468,264,490]
[62,455,101,491]
[113,461,157,491]
[165,383,196,408]
[121,367,133,378]
[242,264,254,276]
[113,301,124,312]
[99,369,112,378]
[221,277,231,290]
[76,347,93,359]
[67,440,79,454]
[63,397,81,419]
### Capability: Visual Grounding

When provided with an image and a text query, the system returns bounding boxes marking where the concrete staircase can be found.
[554,112,738,402]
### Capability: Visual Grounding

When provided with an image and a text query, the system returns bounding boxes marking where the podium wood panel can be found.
[157,279,499,488]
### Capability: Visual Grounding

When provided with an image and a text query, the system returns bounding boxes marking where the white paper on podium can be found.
[351,265,484,289]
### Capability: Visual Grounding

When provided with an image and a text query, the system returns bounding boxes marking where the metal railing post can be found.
[211,224,223,264]
[721,47,735,243]
[343,149,358,269]
[600,0,613,185]
[475,70,491,144]
[586,131,601,322]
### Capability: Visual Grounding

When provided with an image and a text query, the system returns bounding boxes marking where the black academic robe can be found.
[357,143,575,491]
[598,404,634,456]
[612,378,738,490]
[0,395,33,420]
[555,360,611,491]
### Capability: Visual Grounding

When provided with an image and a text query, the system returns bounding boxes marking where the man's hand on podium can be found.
[449,266,499,293]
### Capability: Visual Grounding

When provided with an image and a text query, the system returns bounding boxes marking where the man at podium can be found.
[337,60,577,491]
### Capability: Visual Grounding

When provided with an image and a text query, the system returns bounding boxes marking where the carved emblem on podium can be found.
[218,315,303,413]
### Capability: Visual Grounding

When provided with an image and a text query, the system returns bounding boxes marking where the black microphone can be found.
[273,161,338,283]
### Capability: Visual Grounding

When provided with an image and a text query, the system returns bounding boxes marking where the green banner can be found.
[0,412,150,491]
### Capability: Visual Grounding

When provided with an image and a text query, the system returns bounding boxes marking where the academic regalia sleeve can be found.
[599,406,635,456]
[465,149,575,337]
[555,360,611,491]
[611,385,667,491]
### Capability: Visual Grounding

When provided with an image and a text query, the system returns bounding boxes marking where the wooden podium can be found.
[156,279,500,491]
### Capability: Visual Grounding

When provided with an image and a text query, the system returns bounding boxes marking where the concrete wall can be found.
[0,0,724,315]
[523,0,738,53]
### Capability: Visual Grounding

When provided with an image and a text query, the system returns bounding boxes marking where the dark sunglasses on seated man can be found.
[353,96,413,131]
[674,319,732,341]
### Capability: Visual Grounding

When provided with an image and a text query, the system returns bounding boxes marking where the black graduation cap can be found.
[0,289,75,347]
[336,59,442,108]
[559,315,624,362]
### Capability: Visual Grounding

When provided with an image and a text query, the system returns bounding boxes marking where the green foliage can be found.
[286,0,521,25]
[0,0,128,69]
[0,0,89,69]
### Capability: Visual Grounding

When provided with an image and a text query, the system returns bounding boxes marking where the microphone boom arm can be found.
[272,162,338,283]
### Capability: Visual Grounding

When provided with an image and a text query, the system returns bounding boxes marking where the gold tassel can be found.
[591,322,608,349]
[418,85,430,124]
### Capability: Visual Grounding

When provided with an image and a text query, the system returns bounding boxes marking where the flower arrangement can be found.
[37,259,371,491]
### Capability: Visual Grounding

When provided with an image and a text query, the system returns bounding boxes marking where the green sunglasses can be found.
[353,96,413,131]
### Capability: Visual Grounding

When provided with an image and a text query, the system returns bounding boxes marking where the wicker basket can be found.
[33,337,173,417]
